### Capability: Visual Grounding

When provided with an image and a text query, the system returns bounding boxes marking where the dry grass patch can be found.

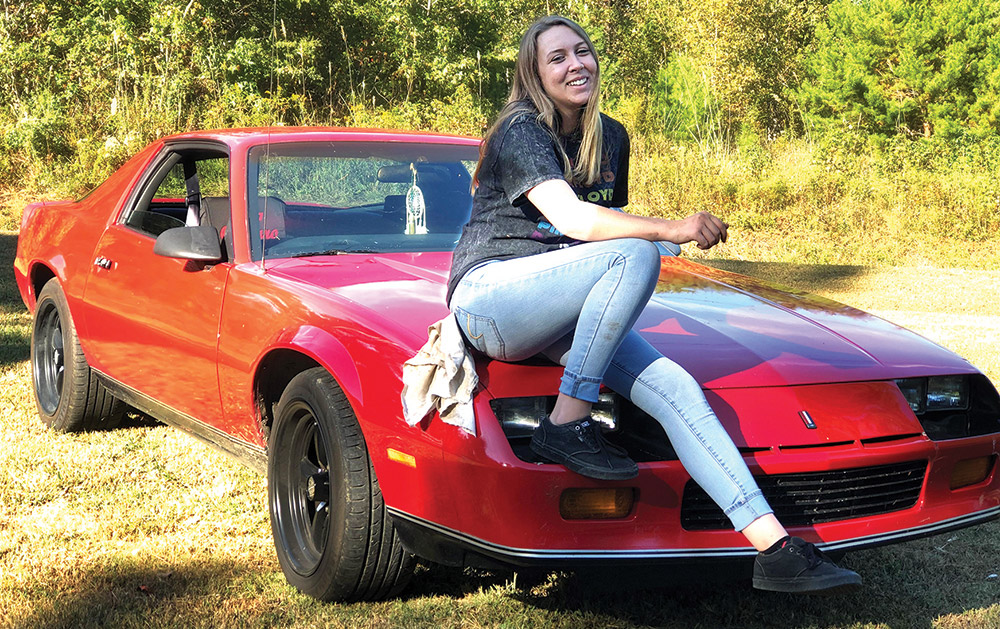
[625,135,1000,271]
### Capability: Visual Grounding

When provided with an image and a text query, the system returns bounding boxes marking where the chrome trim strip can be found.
[820,506,1000,552]
[388,508,755,561]
[95,370,267,473]
[388,505,1000,563]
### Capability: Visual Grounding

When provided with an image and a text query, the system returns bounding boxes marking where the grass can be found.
[623,134,1000,271]
[2,230,1000,628]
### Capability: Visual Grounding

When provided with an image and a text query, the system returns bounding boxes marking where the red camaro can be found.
[14,128,1000,601]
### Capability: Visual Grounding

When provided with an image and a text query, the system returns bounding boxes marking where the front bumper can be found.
[377,390,1000,569]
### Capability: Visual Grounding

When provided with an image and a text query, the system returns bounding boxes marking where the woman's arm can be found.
[526,178,728,250]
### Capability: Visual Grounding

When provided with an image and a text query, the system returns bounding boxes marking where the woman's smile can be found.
[536,25,598,131]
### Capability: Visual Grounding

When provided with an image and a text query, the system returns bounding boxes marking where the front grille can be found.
[681,460,927,530]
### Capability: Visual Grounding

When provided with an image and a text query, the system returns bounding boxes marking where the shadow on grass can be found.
[0,327,29,366]
[410,522,1000,628]
[700,258,871,296]
[10,557,292,628]
[1,232,30,366]
[1,232,24,307]
[8,532,997,629]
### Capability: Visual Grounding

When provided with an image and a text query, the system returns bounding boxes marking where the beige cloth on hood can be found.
[401,314,478,435]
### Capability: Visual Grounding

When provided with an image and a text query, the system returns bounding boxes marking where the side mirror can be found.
[153,225,224,262]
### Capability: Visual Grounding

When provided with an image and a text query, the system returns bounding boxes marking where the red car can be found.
[14,128,1000,601]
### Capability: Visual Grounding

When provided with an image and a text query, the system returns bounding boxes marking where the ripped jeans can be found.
[450,239,772,531]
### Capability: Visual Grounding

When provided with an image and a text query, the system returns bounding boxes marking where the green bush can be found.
[0,0,527,196]
[651,54,728,148]
[668,0,822,138]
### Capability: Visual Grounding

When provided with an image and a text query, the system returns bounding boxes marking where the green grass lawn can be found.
[2,231,999,628]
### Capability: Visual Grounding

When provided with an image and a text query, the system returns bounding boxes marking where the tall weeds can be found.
[623,129,1000,269]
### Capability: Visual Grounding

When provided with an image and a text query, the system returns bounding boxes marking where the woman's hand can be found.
[672,211,728,250]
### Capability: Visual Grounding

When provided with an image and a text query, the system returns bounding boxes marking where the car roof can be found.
[161,127,482,151]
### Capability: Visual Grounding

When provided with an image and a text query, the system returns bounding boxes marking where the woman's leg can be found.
[602,331,774,532]
[451,239,660,479]
[600,332,861,592]
[451,238,661,405]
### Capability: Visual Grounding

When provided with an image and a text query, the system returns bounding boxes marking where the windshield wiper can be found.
[288,248,379,258]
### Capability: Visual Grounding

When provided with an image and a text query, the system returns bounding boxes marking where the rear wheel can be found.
[268,367,414,601]
[31,279,124,431]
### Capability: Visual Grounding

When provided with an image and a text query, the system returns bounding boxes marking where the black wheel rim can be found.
[33,301,65,416]
[273,401,333,577]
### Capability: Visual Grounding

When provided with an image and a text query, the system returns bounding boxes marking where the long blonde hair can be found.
[473,15,603,187]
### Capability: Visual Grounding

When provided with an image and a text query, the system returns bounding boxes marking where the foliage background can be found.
[2,4,1000,625]
[2,0,999,267]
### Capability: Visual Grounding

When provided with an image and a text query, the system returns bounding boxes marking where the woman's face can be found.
[535,25,597,130]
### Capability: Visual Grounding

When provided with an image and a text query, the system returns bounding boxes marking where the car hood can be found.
[267,253,975,390]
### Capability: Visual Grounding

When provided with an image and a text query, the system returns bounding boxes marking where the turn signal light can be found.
[387,448,416,468]
[559,488,635,520]
[950,456,995,490]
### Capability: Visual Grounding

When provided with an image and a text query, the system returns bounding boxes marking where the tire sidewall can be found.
[267,368,365,600]
[30,280,80,430]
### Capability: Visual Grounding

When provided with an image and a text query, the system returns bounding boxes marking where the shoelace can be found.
[799,541,828,569]
[571,419,630,459]
[572,420,600,450]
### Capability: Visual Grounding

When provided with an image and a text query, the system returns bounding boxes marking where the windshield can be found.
[246,141,479,260]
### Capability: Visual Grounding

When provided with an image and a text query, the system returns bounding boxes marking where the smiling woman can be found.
[447,14,863,594]
[535,25,598,133]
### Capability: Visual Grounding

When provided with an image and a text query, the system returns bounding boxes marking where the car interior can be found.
[124,141,478,261]
[124,146,233,260]
[248,153,476,259]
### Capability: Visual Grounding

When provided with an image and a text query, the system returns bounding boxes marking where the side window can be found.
[197,158,230,198]
[125,161,187,236]
[124,151,230,239]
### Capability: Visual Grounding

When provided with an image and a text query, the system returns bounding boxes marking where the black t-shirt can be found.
[447,110,630,303]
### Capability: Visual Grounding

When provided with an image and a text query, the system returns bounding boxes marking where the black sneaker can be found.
[530,416,638,480]
[753,537,862,594]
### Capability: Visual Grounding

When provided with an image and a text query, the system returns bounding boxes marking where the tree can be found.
[798,0,1000,139]
[667,0,823,138]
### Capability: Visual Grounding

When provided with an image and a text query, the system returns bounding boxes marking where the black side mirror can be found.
[153,225,224,262]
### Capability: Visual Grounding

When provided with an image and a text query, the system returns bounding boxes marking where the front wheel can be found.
[267,367,414,601]
[30,279,124,431]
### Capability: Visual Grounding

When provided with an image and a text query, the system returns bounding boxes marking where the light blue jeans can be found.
[450,239,773,531]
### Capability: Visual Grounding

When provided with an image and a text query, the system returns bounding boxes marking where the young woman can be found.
[447,15,861,594]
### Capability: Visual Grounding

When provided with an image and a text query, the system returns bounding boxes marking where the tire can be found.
[30,279,125,432]
[268,367,415,601]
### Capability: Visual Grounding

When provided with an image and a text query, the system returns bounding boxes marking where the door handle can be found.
[94,256,113,270]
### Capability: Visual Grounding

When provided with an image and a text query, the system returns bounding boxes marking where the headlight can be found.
[491,393,679,463]
[895,375,1000,440]
[488,396,550,440]
[895,378,926,413]
[926,375,969,411]
[895,376,969,414]
[490,393,620,440]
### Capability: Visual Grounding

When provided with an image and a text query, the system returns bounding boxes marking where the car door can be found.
[79,142,233,427]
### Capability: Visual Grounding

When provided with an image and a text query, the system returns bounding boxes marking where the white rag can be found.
[401,314,479,435]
